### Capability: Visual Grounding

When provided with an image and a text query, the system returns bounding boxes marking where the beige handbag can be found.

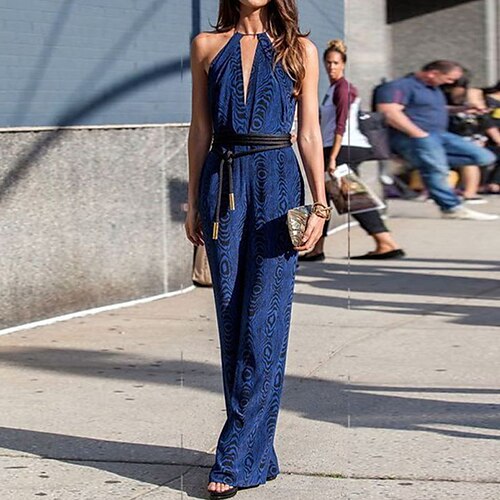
[192,245,212,287]
[287,203,332,247]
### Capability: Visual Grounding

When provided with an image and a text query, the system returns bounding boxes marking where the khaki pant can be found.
[192,245,212,287]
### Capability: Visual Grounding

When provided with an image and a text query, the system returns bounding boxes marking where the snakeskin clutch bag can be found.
[287,205,312,247]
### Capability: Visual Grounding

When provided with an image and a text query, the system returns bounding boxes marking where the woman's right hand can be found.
[294,213,326,252]
[327,156,337,175]
[185,208,204,246]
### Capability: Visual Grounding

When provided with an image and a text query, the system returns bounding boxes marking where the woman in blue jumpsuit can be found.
[185,1,330,498]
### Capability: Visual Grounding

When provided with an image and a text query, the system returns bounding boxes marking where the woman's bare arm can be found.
[297,39,327,205]
[328,80,349,171]
[328,133,343,170]
[185,34,213,246]
[188,34,212,211]
[295,38,327,251]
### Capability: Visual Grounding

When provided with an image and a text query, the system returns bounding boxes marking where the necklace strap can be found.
[236,30,267,36]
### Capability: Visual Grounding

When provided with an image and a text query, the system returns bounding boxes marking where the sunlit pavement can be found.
[0,196,499,499]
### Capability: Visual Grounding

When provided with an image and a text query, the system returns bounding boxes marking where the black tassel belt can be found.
[210,133,292,239]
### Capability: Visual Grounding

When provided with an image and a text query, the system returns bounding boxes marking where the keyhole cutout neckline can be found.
[207,31,273,107]
[239,33,261,106]
[238,31,273,107]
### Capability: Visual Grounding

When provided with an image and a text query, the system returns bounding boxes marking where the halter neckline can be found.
[235,30,267,36]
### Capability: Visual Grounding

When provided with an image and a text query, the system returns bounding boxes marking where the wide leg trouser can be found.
[198,148,303,488]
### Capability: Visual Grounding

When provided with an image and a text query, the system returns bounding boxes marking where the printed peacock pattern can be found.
[198,32,304,488]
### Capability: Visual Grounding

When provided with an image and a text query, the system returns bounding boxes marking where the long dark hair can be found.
[214,0,308,96]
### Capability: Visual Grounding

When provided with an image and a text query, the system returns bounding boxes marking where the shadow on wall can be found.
[1,0,203,203]
[13,0,75,125]
[0,59,187,202]
[169,178,189,223]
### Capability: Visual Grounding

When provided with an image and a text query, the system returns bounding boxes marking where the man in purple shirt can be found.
[376,60,497,220]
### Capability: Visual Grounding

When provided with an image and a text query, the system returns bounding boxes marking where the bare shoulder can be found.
[192,31,223,48]
[191,32,215,57]
[299,37,318,59]
[192,31,234,71]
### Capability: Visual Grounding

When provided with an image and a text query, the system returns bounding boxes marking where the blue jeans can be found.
[391,131,496,211]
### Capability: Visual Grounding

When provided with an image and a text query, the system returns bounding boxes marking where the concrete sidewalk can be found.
[1,197,499,500]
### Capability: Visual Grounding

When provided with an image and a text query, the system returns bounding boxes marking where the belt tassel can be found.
[210,134,292,240]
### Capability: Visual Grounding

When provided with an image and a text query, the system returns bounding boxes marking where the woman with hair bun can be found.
[185,1,329,497]
[299,39,405,261]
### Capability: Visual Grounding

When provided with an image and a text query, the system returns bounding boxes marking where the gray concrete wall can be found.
[344,0,391,106]
[0,125,192,330]
[0,123,357,332]
[390,0,489,86]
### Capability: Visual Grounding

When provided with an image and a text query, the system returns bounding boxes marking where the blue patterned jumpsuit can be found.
[198,32,304,488]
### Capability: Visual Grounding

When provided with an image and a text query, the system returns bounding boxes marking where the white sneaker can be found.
[442,206,499,221]
[461,196,487,205]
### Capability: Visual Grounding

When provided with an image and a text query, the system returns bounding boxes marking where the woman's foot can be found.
[208,482,238,499]
[371,232,403,256]
[298,236,325,262]
[298,251,325,262]
[351,248,405,260]
[349,232,405,259]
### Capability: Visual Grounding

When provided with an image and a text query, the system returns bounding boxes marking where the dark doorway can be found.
[387,0,477,24]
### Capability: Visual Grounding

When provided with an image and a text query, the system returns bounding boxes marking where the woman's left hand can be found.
[327,157,337,176]
[294,213,326,252]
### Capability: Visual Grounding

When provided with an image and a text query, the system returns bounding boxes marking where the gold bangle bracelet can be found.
[311,202,332,221]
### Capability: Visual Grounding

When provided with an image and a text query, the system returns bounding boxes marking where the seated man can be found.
[376,60,498,220]
[441,75,500,197]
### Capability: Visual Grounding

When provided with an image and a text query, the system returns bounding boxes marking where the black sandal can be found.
[209,485,238,499]
[298,251,325,262]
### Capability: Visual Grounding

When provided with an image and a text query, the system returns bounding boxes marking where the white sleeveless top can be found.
[320,84,337,147]
[320,84,371,149]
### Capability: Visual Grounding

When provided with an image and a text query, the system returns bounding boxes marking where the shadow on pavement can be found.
[0,426,210,498]
[295,258,500,327]
[1,349,498,441]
